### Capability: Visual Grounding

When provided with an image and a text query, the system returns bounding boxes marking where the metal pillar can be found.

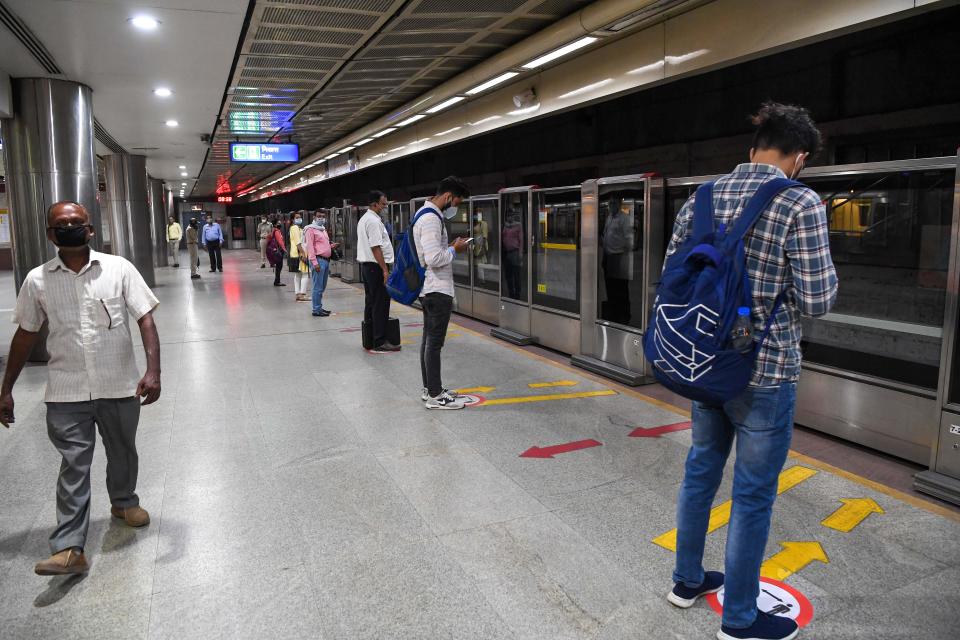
[148,177,168,268]
[0,78,102,361]
[103,154,155,286]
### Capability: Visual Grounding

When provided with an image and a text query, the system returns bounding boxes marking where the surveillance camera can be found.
[513,88,537,109]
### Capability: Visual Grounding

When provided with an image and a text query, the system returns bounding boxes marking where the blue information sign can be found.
[229,143,299,163]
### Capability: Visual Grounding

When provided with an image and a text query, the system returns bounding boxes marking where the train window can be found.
[800,168,954,389]
[501,192,529,302]
[230,217,247,241]
[445,206,471,288]
[390,202,410,251]
[597,186,646,329]
[472,199,499,293]
[533,189,580,314]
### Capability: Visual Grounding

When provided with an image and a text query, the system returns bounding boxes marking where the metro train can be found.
[316,156,960,474]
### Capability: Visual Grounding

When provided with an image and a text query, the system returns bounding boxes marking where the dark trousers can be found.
[273,259,283,285]
[420,292,453,397]
[206,240,222,271]
[361,262,391,347]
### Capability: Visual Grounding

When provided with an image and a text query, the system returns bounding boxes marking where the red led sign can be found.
[217,195,233,203]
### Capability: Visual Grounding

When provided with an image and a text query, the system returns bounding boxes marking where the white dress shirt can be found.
[356,209,394,264]
[13,250,159,402]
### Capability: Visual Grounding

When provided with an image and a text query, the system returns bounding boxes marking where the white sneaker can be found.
[425,393,465,410]
[421,388,460,402]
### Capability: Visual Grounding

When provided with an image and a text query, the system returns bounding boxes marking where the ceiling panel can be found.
[195,0,595,197]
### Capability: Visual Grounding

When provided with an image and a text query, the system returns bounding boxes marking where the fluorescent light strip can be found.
[522,36,597,69]
[433,126,462,137]
[355,138,374,146]
[466,72,519,96]
[557,78,614,100]
[426,96,465,114]
[396,114,425,127]
[372,128,396,138]
[337,146,355,153]
[324,153,340,160]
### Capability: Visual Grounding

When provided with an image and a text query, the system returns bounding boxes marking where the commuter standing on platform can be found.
[201,213,224,273]
[288,212,310,301]
[166,215,182,268]
[413,176,471,409]
[267,221,287,287]
[357,191,398,352]
[0,201,161,576]
[258,216,273,269]
[664,103,837,640]
[304,210,336,317]
[186,217,201,280]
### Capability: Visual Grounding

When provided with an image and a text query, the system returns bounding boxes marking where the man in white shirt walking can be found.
[412,176,470,409]
[0,201,161,576]
[357,191,399,352]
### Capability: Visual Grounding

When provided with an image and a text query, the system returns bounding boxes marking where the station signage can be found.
[229,142,299,163]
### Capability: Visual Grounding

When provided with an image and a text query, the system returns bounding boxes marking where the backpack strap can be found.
[754,290,788,352]
[691,181,715,243]
[723,177,801,251]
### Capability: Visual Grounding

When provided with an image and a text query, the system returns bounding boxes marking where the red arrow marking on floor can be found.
[520,439,602,458]
[628,421,691,438]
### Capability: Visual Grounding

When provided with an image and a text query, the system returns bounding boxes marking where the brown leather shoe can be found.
[111,505,150,527]
[35,548,89,576]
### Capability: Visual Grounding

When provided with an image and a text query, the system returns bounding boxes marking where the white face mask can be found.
[442,205,458,220]
[790,153,805,180]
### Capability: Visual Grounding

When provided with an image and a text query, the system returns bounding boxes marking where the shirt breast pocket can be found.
[98,296,127,330]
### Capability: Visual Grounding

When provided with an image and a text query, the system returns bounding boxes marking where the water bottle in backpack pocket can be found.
[642,178,798,405]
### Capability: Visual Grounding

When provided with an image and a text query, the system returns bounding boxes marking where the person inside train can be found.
[663,102,837,640]
[502,208,523,299]
[472,210,489,283]
[600,198,634,324]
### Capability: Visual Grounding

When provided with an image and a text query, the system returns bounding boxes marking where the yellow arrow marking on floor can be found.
[480,389,616,406]
[528,380,579,388]
[456,386,497,394]
[760,541,829,581]
[821,498,884,533]
[652,465,817,551]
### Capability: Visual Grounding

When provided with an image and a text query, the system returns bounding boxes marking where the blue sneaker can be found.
[667,571,724,608]
[718,610,799,640]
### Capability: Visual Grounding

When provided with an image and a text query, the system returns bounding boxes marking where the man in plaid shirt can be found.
[664,103,837,640]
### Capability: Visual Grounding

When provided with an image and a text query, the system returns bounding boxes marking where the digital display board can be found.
[230,142,299,163]
[217,195,233,203]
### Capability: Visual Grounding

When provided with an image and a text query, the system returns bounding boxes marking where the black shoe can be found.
[667,571,724,608]
[371,342,401,353]
[274,282,286,287]
[209,270,216,273]
[173,263,179,268]
[312,311,325,317]
[218,269,223,272]
[191,274,201,280]
[319,309,331,317]
[260,264,266,269]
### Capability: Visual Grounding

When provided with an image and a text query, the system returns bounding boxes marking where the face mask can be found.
[318,220,327,229]
[443,205,458,220]
[206,219,213,225]
[53,225,90,247]
[294,218,303,225]
[790,153,805,180]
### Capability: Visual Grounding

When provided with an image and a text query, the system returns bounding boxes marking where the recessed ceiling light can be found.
[522,37,598,69]
[180,172,188,176]
[181,182,186,186]
[165,120,179,127]
[354,138,374,146]
[130,16,160,31]
[466,72,520,96]
[153,87,172,97]
[426,96,465,114]
[178,165,186,169]
[396,114,425,127]
[337,146,355,153]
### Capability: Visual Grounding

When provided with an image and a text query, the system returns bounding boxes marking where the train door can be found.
[341,202,360,283]
[491,187,534,343]
[530,186,582,353]
[446,202,473,318]
[388,201,410,251]
[571,175,664,384]
[470,195,500,324]
[329,207,342,278]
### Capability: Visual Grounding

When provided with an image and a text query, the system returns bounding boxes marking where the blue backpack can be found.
[386,206,442,305]
[642,177,799,404]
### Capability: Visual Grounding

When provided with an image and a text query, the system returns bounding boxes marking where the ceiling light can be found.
[396,114,426,127]
[130,16,160,31]
[433,126,462,137]
[181,182,186,186]
[522,37,597,69]
[337,146,355,153]
[557,78,614,100]
[466,72,520,96]
[165,120,179,127]
[469,115,502,126]
[373,128,396,138]
[355,138,374,146]
[153,87,172,97]
[426,96,465,114]
[180,172,188,177]
[388,145,407,152]
[324,153,340,160]
[178,165,186,169]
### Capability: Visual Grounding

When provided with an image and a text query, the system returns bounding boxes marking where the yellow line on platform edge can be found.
[449,320,960,523]
[528,380,578,388]
[480,389,616,406]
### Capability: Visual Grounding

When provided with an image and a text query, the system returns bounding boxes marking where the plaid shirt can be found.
[666,163,838,386]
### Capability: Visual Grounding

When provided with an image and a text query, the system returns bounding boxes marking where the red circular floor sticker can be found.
[706,577,813,628]
[460,394,486,407]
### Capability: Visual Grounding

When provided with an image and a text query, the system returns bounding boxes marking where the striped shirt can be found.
[13,250,159,402]
[666,163,838,386]
[412,202,455,298]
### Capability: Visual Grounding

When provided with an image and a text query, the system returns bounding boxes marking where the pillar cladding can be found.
[103,154,156,286]
[148,177,168,268]
[0,78,103,291]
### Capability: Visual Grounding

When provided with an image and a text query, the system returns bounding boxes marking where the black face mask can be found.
[53,225,90,247]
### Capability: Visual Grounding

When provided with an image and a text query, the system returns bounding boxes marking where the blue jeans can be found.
[311,259,330,313]
[673,382,797,629]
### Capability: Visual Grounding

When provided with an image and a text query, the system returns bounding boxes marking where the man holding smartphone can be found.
[412,176,471,409]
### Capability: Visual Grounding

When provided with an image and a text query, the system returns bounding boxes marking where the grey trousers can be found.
[188,242,200,275]
[45,398,141,553]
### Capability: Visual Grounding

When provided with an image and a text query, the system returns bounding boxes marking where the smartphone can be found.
[465,237,475,244]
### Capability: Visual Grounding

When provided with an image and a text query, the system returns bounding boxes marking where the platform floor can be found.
[0,251,958,639]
